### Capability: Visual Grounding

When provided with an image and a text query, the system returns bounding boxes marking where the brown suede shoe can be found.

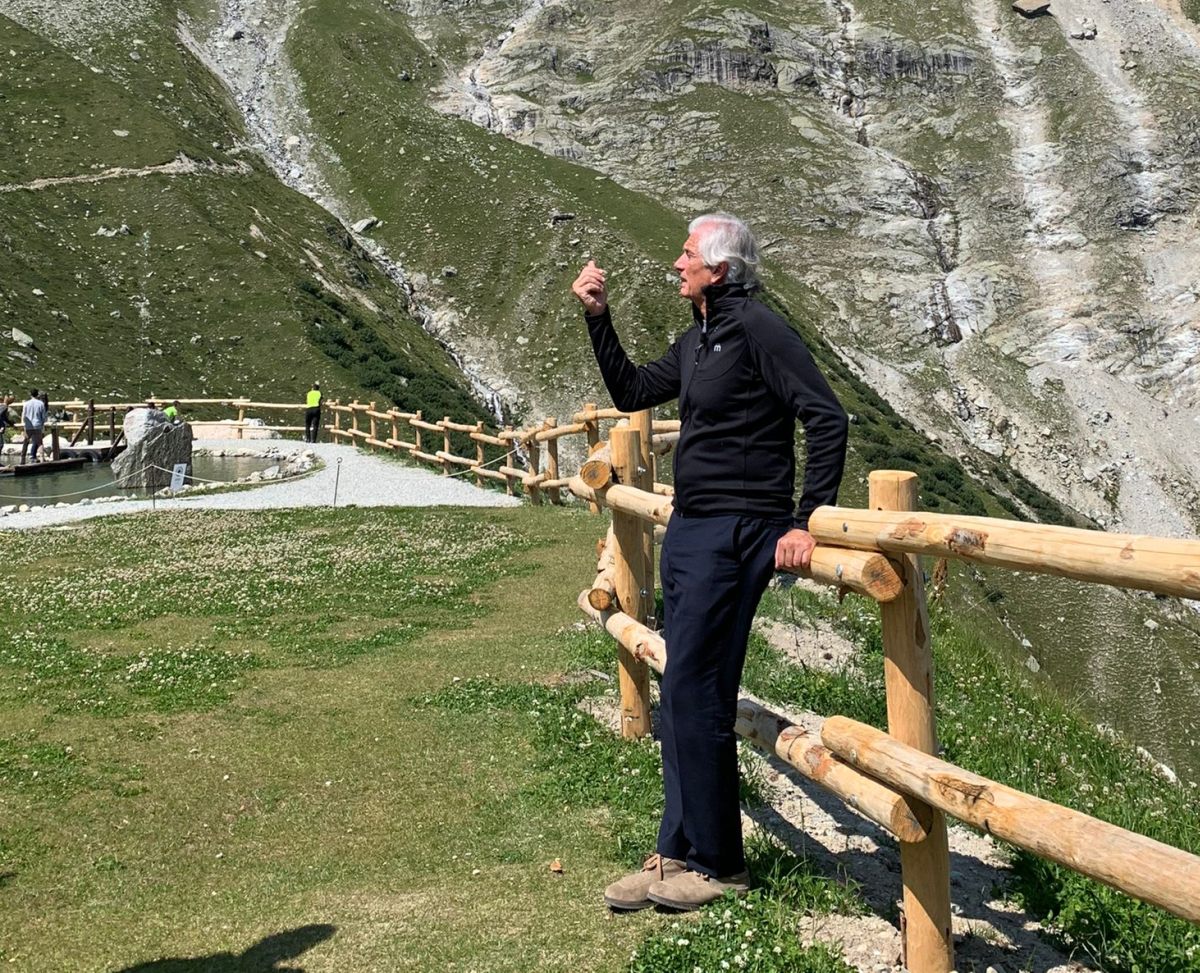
[603,854,686,911]
[646,868,751,911]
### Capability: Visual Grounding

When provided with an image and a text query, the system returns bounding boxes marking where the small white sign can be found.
[170,463,188,491]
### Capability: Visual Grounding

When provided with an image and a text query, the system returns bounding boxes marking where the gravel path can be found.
[1,439,521,531]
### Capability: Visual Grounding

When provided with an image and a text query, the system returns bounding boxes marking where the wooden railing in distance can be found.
[571,459,1200,973]
[324,399,681,506]
[52,398,319,440]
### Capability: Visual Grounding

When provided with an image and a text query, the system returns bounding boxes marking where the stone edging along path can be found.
[0,438,520,531]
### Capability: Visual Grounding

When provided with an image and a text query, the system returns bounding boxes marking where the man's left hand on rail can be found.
[775,528,816,572]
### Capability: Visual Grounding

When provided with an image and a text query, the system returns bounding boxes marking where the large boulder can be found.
[112,408,193,487]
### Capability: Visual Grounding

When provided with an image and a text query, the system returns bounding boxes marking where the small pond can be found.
[0,455,279,508]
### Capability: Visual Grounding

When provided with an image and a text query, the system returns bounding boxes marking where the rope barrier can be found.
[0,464,155,501]
[148,463,250,486]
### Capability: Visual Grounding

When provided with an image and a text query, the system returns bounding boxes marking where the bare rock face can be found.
[112,408,193,487]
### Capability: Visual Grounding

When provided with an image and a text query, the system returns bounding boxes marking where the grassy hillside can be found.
[0,13,487,421]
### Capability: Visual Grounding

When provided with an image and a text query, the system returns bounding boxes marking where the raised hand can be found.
[571,260,608,315]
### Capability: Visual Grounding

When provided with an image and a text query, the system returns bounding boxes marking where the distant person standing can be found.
[304,382,322,443]
[163,400,181,421]
[0,395,13,464]
[20,388,47,464]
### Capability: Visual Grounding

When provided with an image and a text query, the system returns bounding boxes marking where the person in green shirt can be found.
[163,400,181,421]
[304,383,322,443]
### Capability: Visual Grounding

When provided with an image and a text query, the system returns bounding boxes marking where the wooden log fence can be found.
[822,716,1200,924]
[308,398,683,505]
[569,446,1200,973]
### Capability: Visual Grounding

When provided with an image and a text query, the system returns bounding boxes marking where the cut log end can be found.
[580,459,613,490]
[588,588,616,612]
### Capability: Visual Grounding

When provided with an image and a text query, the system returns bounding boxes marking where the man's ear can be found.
[711,261,729,284]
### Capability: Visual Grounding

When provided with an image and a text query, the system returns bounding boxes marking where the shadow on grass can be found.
[115,924,336,972]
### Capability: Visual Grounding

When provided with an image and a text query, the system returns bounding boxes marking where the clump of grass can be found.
[629,898,855,973]
[420,666,666,865]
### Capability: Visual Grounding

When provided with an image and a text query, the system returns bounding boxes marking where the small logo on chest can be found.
[713,343,722,352]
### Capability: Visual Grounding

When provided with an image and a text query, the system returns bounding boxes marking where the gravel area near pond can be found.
[0,439,521,531]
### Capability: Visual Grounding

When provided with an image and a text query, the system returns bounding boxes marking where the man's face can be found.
[673,230,724,307]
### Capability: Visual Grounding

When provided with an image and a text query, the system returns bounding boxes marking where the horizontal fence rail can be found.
[822,716,1200,924]
[322,399,681,504]
[809,505,1200,600]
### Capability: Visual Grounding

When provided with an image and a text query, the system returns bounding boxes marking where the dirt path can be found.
[0,153,251,193]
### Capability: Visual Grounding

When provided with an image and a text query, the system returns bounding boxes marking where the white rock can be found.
[1144,618,1159,631]
[352,217,378,233]
[112,129,129,138]
[31,288,45,297]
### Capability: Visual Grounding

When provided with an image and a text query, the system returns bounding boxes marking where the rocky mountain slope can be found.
[7,0,1198,540]
[0,6,488,420]
[403,0,1200,537]
[1,0,1198,779]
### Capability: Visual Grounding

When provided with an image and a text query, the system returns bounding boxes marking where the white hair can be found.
[688,212,761,288]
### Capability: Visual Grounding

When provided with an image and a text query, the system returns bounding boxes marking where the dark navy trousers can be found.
[656,511,789,877]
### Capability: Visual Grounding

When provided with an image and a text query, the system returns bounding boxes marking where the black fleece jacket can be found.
[585,283,848,530]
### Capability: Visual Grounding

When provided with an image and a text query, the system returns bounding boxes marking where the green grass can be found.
[0,505,860,972]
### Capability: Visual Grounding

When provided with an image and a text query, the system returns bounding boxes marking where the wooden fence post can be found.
[332,400,342,440]
[390,412,399,450]
[583,401,600,513]
[350,401,360,441]
[87,399,95,445]
[610,426,652,739]
[504,425,515,496]
[526,433,542,505]
[869,470,954,973]
[412,411,422,455]
[474,421,485,488]
[630,408,655,616]
[368,402,378,450]
[544,417,562,505]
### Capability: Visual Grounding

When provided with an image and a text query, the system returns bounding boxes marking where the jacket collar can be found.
[692,282,750,327]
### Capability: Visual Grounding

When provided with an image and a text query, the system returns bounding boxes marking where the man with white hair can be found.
[572,213,848,911]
